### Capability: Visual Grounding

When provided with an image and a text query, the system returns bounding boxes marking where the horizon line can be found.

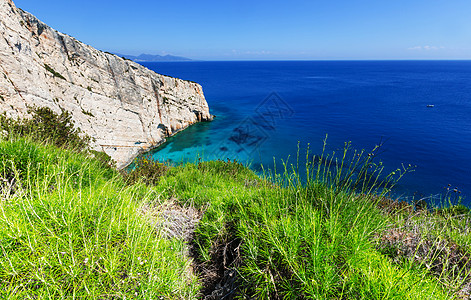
[138,58,471,62]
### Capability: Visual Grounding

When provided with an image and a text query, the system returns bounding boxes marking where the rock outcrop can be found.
[0,0,212,168]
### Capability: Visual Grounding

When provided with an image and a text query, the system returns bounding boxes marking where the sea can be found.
[141,60,471,204]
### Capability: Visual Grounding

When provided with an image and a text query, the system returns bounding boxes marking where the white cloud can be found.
[244,50,271,55]
[408,45,445,51]
[225,49,273,57]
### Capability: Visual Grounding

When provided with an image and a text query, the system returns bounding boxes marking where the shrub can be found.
[122,154,168,185]
[0,106,90,151]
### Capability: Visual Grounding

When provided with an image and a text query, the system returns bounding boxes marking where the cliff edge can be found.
[0,0,212,168]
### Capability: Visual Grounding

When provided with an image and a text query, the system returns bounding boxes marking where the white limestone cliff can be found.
[0,0,212,168]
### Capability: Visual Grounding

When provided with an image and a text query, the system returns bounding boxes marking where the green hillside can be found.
[1,110,470,299]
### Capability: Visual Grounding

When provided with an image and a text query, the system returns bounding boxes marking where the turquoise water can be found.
[142,61,471,203]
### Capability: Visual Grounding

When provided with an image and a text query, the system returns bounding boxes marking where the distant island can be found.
[113,53,193,62]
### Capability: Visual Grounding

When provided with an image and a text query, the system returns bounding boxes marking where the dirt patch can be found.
[141,199,243,298]
[190,227,242,300]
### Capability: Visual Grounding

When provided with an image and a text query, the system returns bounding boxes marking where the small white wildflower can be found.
[83,258,89,264]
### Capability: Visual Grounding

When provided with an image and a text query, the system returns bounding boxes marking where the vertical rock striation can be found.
[0,0,212,168]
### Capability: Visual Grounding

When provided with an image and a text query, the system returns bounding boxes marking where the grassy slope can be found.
[1,137,470,299]
[0,138,199,299]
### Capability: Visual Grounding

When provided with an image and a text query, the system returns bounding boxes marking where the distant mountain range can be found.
[112,53,192,62]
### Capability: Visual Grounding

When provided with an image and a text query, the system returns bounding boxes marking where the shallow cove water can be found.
[141,61,471,204]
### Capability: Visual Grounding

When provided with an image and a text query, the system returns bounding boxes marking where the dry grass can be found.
[376,198,471,299]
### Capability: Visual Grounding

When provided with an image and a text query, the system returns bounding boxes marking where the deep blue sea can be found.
[142,61,471,204]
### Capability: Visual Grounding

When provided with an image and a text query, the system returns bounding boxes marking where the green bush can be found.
[122,154,168,186]
[0,106,90,151]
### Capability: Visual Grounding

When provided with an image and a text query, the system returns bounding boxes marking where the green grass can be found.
[1,133,470,298]
[150,151,466,299]
[0,138,199,299]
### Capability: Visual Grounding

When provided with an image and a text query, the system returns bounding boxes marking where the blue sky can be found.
[13,0,471,60]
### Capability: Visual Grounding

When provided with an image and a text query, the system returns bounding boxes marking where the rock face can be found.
[0,0,212,168]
